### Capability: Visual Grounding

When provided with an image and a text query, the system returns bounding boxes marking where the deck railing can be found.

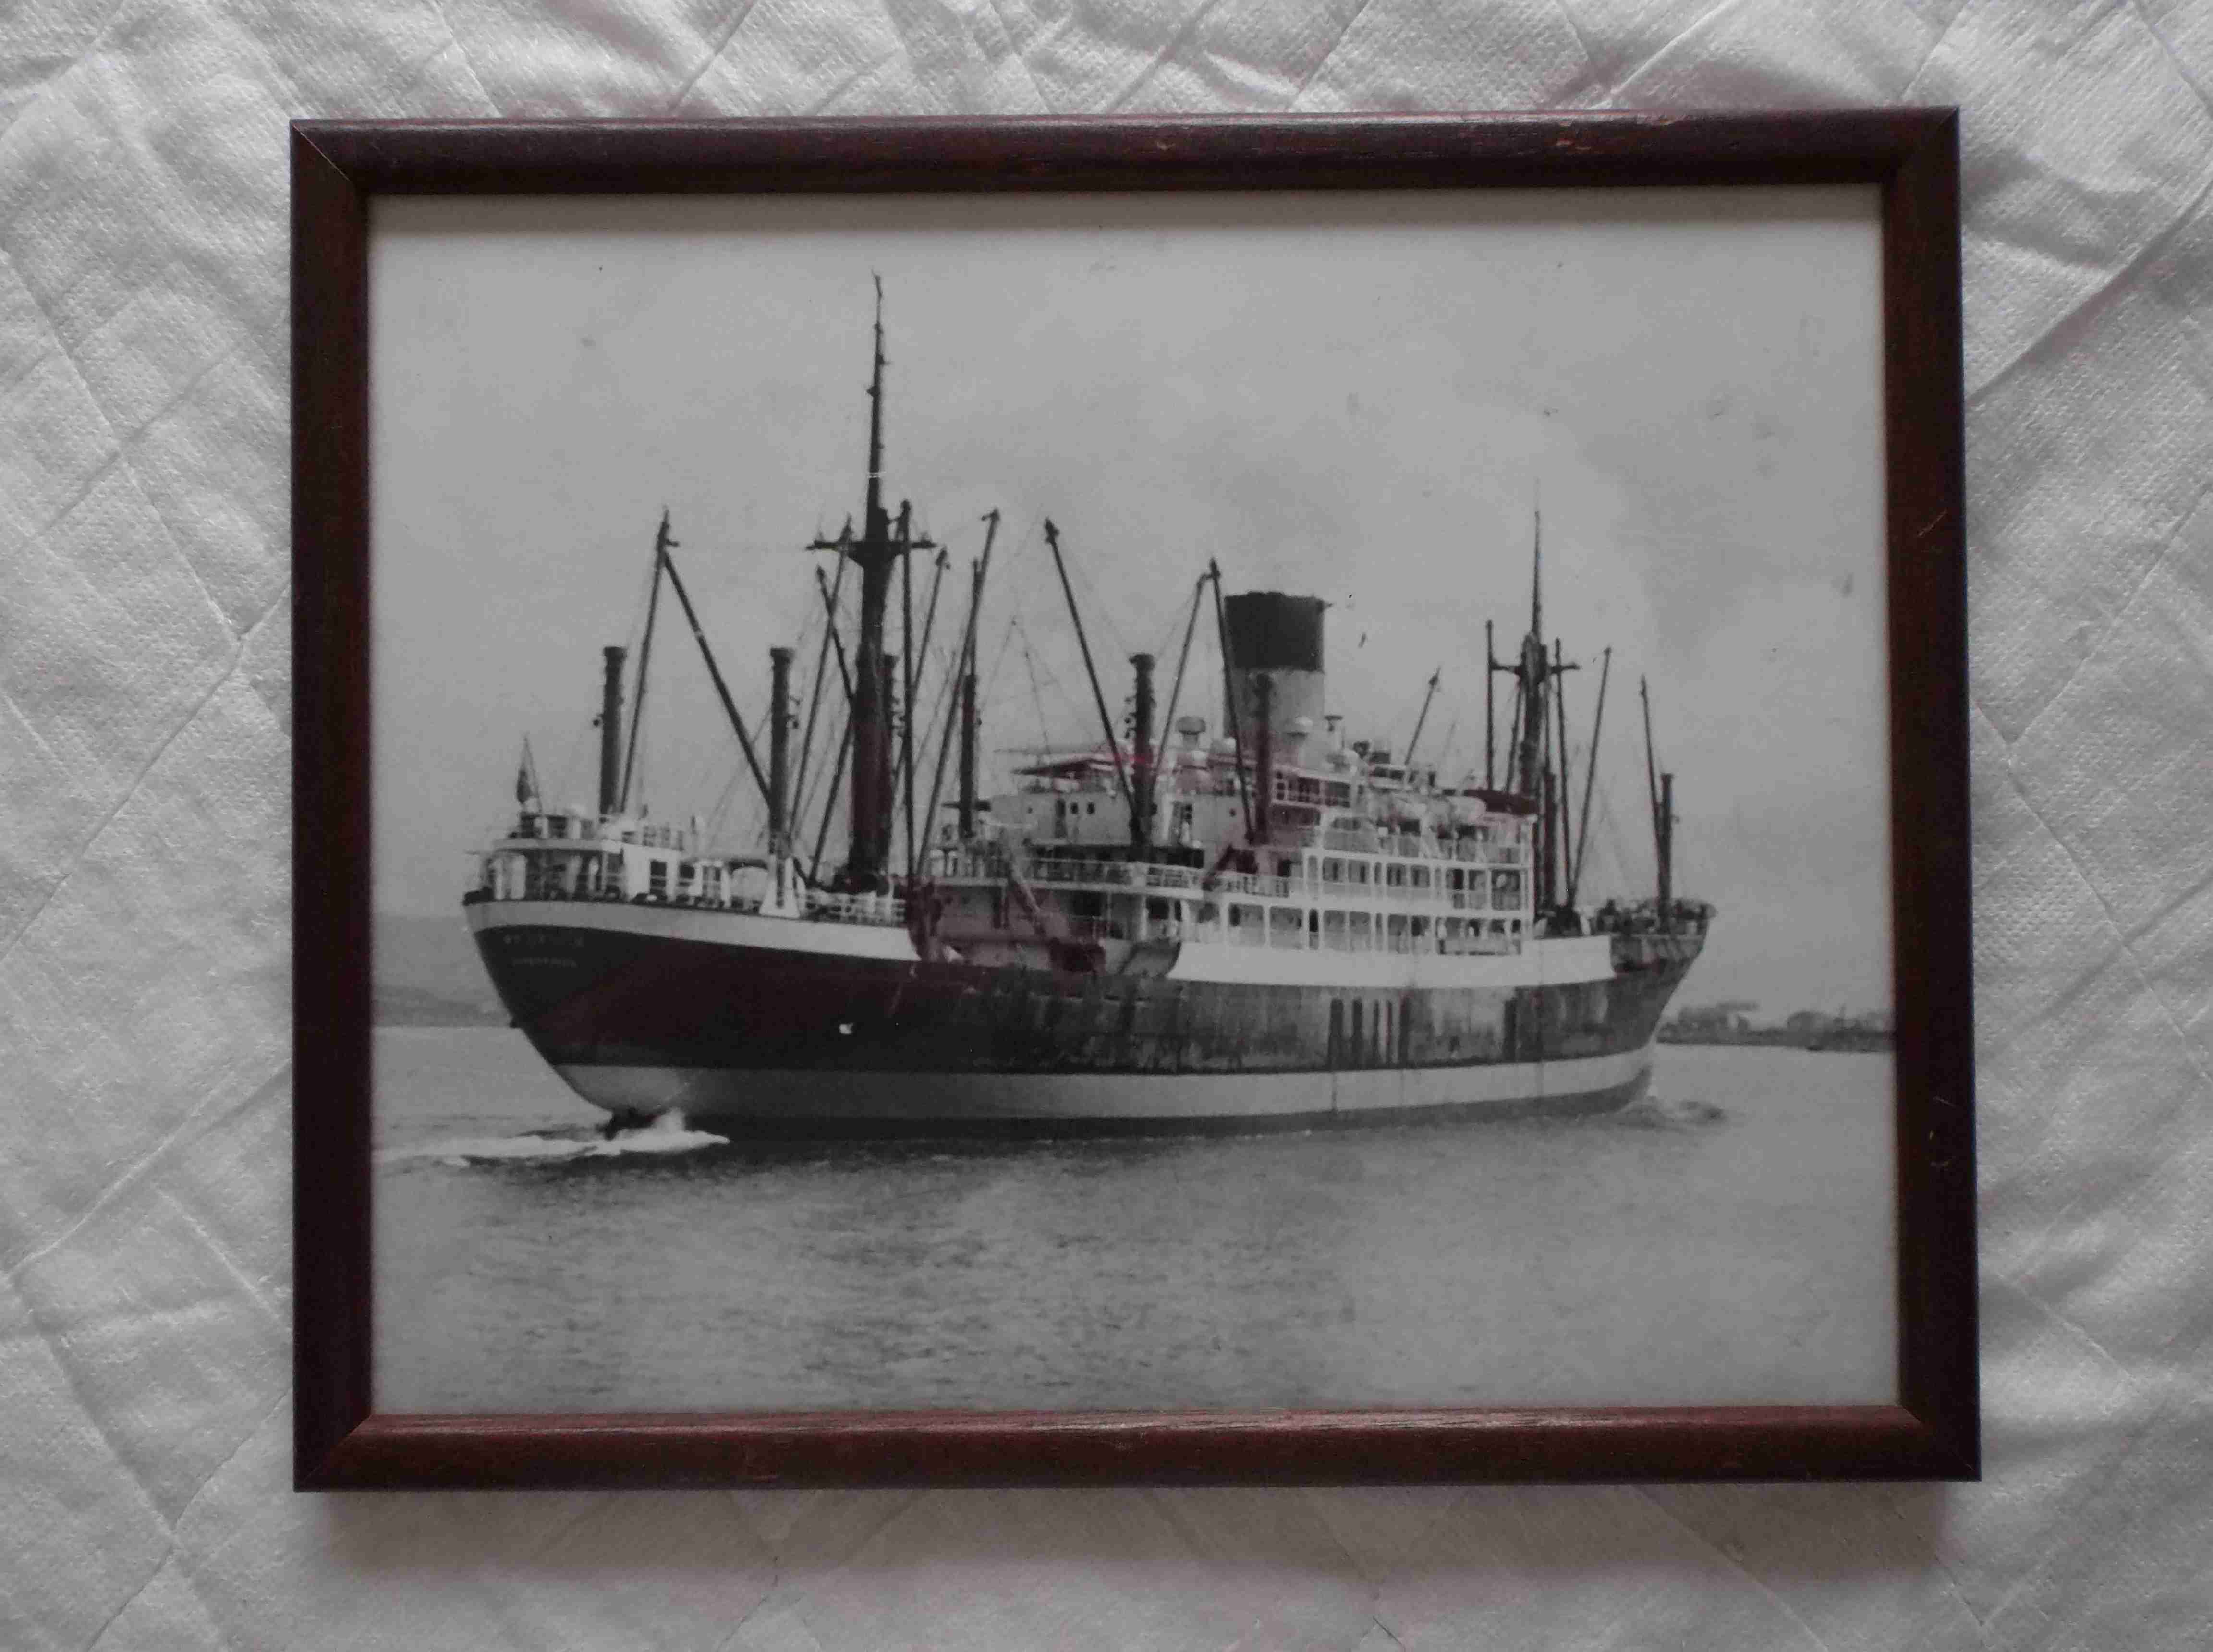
[467,879,905,927]
[802,888,905,926]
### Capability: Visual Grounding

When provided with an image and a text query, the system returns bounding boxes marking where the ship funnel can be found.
[598,645,627,817]
[767,646,793,854]
[1222,592,1325,749]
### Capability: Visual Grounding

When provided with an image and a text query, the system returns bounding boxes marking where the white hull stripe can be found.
[466,898,920,960]
[1166,933,1612,989]
[465,899,1615,987]
[555,1046,1653,1125]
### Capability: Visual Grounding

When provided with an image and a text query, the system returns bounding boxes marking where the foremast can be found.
[811,278,935,891]
[1491,511,1566,915]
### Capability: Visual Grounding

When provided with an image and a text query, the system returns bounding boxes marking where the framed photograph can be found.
[294,112,1974,1488]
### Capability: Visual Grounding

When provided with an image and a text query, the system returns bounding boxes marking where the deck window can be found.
[1230,903,1265,945]
[1491,869,1523,906]
[1323,910,1349,950]
[1271,906,1305,949]
[1386,913,1410,953]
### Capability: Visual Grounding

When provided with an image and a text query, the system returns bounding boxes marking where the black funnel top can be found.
[1223,592,1325,674]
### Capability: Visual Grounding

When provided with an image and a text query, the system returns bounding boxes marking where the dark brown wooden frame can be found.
[294,110,1974,1489]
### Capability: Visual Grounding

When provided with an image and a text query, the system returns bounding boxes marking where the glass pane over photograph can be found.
[366,189,1896,1413]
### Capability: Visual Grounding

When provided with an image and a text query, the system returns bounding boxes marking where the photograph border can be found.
[293,110,1975,1490]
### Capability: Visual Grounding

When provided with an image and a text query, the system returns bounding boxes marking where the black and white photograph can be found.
[366,187,1897,1416]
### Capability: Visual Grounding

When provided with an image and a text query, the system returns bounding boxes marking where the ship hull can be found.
[464,898,1700,1136]
[538,1053,1653,1137]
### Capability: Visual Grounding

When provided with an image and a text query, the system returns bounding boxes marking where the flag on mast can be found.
[515,736,538,806]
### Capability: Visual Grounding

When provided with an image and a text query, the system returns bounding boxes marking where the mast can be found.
[619,516,667,813]
[789,534,849,830]
[929,512,999,860]
[807,280,933,888]
[1484,620,1495,790]
[1552,639,1572,901]
[913,547,950,714]
[1042,519,1135,827]
[898,502,917,878]
[1641,675,1667,924]
[1404,668,1441,769]
[956,666,979,841]
[1569,645,1611,908]
[813,565,857,703]
[1512,511,1548,801]
[1505,510,1552,905]
[597,645,626,817]
[808,712,853,884]
[1659,771,1676,929]
[957,510,998,842]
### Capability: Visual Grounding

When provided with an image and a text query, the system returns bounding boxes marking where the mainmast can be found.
[1515,507,1546,801]
[1642,676,1676,929]
[1493,508,1578,911]
[811,279,933,888]
[956,510,998,843]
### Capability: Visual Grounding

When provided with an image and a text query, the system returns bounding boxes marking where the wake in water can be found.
[377,1109,728,1168]
[1612,1093,1729,1130]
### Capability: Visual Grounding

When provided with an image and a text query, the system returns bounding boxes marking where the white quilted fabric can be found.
[2,2,2209,1648]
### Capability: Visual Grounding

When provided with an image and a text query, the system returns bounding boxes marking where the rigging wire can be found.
[1055,534,1139,668]
[1012,619,1058,754]
[1010,615,1094,748]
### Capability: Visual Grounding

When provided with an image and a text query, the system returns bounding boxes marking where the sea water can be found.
[371,1028,1897,1412]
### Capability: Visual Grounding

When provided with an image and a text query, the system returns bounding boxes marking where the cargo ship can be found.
[462,293,1711,1136]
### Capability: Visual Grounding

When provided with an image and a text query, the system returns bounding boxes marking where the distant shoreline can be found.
[1659,1029,1893,1053]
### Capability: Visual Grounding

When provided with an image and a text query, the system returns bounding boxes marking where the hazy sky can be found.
[370,186,1890,1014]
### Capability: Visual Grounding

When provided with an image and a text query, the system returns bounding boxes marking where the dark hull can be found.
[465,900,1702,1134]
